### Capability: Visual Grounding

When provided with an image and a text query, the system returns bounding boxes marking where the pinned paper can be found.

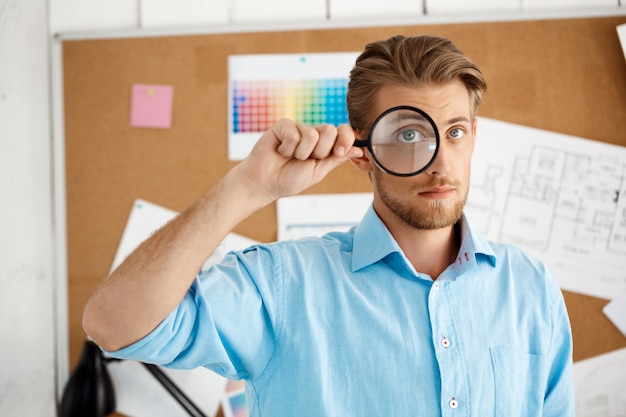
[276,193,372,241]
[130,84,174,129]
[108,360,227,417]
[222,380,248,417]
[603,292,626,338]
[227,52,359,160]
[110,199,177,273]
[467,118,626,300]
[111,198,260,273]
[618,24,626,62]
[573,347,626,416]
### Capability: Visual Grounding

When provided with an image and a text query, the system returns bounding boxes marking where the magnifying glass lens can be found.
[369,107,439,176]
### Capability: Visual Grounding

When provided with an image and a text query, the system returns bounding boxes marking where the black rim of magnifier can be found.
[353,105,440,177]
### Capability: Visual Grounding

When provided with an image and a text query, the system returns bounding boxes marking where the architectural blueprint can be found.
[466,118,626,299]
[573,347,626,416]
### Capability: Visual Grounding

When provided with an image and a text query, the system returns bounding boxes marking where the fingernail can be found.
[335,146,345,156]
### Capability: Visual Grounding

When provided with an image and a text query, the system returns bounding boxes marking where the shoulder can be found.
[256,228,356,255]
[223,229,355,274]
[485,240,561,295]
[489,241,547,270]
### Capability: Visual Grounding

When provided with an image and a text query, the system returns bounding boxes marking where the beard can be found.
[371,169,467,230]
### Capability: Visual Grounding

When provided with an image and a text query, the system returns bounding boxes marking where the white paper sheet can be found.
[107,360,226,417]
[617,23,626,62]
[227,52,359,160]
[108,198,259,417]
[466,118,626,299]
[573,347,626,417]
[603,291,626,337]
[276,193,373,241]
[111,199,259,273]
[110,199,177,272]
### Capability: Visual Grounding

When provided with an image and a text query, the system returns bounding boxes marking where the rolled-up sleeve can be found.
[105,244,281,381]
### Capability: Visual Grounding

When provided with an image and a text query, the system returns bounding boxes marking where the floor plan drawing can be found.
[573,347,626,417]
[466,118,626,299]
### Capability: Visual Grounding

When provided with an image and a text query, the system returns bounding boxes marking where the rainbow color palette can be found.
[231,78,349,133]
[228,52,359,160]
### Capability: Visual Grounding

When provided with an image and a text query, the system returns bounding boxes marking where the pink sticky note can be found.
[130,84,174,129]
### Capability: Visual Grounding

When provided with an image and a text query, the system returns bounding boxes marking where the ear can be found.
[349,129,375,173]
[350,149,375,174]
[470,119,478,151]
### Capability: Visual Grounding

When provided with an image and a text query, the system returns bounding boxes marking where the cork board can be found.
[62,16,626,413]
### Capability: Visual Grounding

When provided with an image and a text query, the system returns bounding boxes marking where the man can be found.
[83,35,574,416]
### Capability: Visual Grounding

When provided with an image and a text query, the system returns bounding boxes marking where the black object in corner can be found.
[60,340,207,417]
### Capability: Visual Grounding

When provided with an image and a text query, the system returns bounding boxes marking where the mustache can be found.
[413,180,460,193]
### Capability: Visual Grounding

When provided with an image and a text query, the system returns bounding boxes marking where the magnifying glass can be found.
[353,106,440,177]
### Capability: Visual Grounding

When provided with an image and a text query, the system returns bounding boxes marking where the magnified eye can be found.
[367,106,440,176]
[394,127,426,144]
[449,128,465,139]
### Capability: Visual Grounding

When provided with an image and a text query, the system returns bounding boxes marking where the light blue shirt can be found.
[109,206,574,417]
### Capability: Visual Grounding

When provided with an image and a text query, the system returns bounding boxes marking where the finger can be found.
[273,119,303,157]
[310,127,362,177]
[293,123,321,160]
[333,124,357,157]
[309,124,338,160]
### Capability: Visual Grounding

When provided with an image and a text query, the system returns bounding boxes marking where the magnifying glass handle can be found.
[353,139,368,148]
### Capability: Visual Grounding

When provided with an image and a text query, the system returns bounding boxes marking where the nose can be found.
[426,139,451,176]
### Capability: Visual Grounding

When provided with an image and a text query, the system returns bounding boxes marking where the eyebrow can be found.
[444,116,473,126]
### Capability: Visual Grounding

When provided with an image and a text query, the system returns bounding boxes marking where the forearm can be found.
[83,164,271,352]
[83,120,359,352]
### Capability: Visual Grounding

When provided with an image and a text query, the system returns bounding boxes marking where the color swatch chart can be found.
[230,78,349,133]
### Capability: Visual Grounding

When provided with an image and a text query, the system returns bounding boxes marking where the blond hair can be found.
[347,35,487,133]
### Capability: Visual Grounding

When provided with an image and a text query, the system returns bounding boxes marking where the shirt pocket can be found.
[490,347,546,417]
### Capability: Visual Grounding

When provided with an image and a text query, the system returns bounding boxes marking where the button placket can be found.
[430,280,462,415]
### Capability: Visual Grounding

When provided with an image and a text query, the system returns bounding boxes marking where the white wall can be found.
[0,0,56,415]
[1,0,623,415]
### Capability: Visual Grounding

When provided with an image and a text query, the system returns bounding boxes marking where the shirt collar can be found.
[352,206,497,273]
[454,213,497,272]
[352,205,403,272]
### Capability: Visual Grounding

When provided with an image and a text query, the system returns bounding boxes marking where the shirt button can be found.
[449,397,458,409]
[433,283,439,290]
[441,337,450,348]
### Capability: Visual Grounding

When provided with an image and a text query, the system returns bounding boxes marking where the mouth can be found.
[418,186,455,199]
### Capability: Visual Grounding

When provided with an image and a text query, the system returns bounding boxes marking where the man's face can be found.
[367,81,477,230]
